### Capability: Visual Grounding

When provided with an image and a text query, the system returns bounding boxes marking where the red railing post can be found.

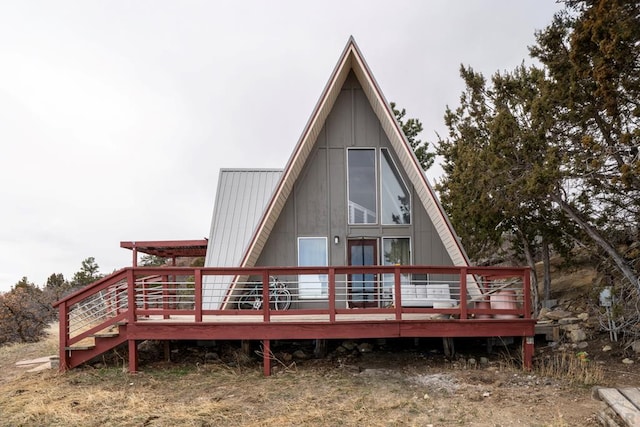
[460,268,468,319]
[329,268,336,323]
[195,268,202,322]
[523,268,531,319]
[127,269,136,324]
[162,274,169,319]
[58,303,69,371]
[262,270,270,322]
[394,266,402,320]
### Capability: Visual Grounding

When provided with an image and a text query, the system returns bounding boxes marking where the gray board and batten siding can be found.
[257,71,453,266]
[254,71,455,309]
[202,38,477,309]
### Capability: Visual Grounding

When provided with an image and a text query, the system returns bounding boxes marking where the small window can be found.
[298,237,328,298]
[347,149,377,224]
[381,149,410,224]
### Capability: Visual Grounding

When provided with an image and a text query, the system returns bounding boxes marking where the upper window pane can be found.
[348,149,377,224]
[381,149,410,224]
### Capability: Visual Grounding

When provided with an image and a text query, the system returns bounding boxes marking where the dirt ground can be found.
[1,325,639,427]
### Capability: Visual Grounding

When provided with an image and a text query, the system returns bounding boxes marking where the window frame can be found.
[379,148,411,225]
[297,236,329,299]
[346,147,378,225]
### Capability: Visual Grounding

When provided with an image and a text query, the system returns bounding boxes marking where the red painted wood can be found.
[128,339,138,373]
[262,271,270,322]
[460,268,468,319]
[195,269,202,322]
[127,269,136,324]
[67,327,128,369]
[263,340,271,376]
[59,303,68,371]
[394,267,402,320]
[329,268,336,323]
[55,264,535,372]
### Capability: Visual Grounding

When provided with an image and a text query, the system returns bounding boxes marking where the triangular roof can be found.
[237,36,471,269]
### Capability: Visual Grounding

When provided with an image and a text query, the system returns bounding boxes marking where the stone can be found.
[342,340,357,351]
[358,343,374,353]
[538,307,551,319]
[577,342,589,349]
[602,345,612,352]
[622,358,634,365]
[558,317,580,325]
[545,309,573,321]
[468,358,477,367]
[335,346,347,354]
[280,353,293,363]
[293,350,309,360]
[631,341,640,354]
[577,312,589,321]
[479,357,489,366]
[569,328,587,343]
[204,352,219,361]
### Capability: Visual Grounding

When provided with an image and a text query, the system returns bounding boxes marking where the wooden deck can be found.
[596,387,640,426]
[54,265,535,375]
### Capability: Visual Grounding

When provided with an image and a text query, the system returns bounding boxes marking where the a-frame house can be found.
[55,38,535,375]
[203,37,481,310]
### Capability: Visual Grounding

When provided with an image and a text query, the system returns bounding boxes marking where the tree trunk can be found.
[551,193,639,290]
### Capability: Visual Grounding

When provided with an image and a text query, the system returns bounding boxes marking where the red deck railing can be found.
[54,265,534,372]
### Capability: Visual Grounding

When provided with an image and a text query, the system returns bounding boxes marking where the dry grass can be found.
[535,351,605,386]
[0,325,604,426]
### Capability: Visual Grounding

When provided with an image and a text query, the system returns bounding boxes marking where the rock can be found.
[293,350,309,360]
[545,309,573,321]
[280,352,293,363]
[358,343,374,353]
[577,342,589,349]
[558,317,580,325]
[479,357,489,366]
[482,391,491,398]
[631,341,640,354]
[204,352,219,361]
[602,345,612,352]
[468,358,477,367]
[335,346,347,354]
[577,312,589,321]
[622,358,634,365]
[568,328,587,343]
[538,307,551,319]
[342,340,357,351]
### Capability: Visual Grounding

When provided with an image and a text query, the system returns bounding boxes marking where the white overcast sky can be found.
[0,0,562,292]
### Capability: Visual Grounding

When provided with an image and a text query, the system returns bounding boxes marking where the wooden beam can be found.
[263,340,271,376]
[128,340,138,373]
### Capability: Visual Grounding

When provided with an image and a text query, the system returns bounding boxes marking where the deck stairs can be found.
[58,270,133,369]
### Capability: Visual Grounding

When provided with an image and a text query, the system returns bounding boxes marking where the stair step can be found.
[66,345,95,351]
[92,332,119,338]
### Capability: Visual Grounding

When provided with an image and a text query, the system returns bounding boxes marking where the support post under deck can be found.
[128,340,138,373]
[523,336,534,370]
[263,340,271,377]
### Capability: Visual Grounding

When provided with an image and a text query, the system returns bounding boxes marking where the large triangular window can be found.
[380,148,410,225]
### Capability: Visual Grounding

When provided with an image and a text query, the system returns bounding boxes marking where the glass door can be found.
[348,239,378,308]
